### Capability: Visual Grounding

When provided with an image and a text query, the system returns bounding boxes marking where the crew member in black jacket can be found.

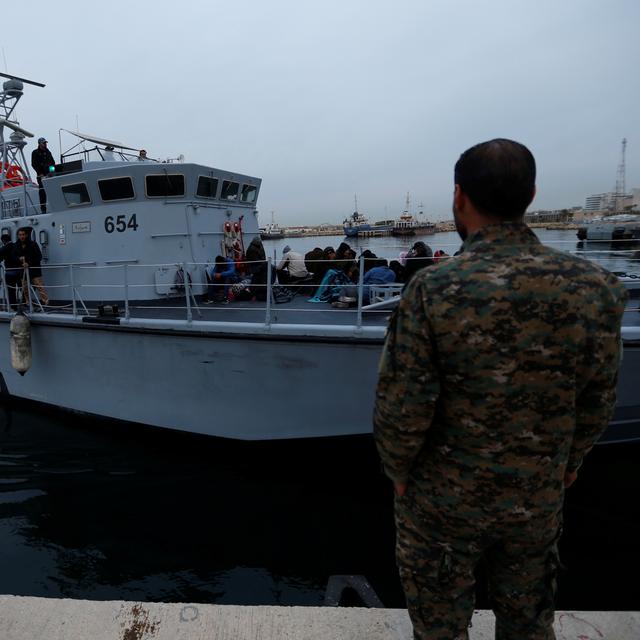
[31,137,55,213]
[5,228,49,307]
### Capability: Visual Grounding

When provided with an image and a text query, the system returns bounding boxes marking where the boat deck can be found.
[15,286,640,333]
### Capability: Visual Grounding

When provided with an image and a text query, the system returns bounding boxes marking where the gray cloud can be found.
[4,0,638,224]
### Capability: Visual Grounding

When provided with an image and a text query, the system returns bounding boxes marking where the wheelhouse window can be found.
[62,183,91,206]
[240,184,258,203]
[146,174,185,197]
[98,177,135,201]
[196,176,219,199]
[220,180,239,201]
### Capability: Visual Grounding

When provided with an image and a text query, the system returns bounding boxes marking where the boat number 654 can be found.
[104,214,139,233]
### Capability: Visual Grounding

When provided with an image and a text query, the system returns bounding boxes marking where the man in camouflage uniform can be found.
[374,139,628,640]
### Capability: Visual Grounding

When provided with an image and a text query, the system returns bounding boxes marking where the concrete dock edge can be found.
[0,596,638,639]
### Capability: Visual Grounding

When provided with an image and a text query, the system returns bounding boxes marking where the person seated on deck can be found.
[308,261,358,305]
[137,149,149,162]
[361,258,396,305]
[204,255,239,304]
[102,145,117,161]
[360,249,379,275]
[333,241,357,277]
[335,241,356,262]
[243,236,272,301]
[403,240,434,285]
[389,259,405,283]
[276,245,309,288]
[433,249,450,262]
[304,247,324,282]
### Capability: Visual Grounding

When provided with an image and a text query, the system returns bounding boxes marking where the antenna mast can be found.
[614,138,627,210]
[0,71,45,189]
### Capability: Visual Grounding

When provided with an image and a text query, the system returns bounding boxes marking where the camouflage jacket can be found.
[374,222,628,522]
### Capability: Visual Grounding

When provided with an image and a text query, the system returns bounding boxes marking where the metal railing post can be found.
[265,258,272,327]
[123,264,130,319]
[25,268,33,313]
[183,262,192,322]
[1,264,9,310]
[69,264,77,317]
[356,255,365,329]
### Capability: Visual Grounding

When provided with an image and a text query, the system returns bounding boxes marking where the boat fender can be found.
[9,311,31,376]
[223,220,237,254]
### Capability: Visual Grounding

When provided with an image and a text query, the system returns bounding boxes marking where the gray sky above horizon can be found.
[3,0,639,225]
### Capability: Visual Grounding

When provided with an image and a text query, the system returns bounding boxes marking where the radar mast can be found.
[0,71,45,189]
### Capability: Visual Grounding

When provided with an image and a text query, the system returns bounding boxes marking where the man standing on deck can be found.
[374,138,628,640]
[31,137,55,213]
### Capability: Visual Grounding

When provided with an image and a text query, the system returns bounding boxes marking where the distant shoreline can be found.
[271,221,579,239]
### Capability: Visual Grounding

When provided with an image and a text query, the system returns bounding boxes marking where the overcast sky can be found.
[3,0,639,224]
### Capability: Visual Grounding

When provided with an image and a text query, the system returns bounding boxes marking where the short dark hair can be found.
[454,138,536,220]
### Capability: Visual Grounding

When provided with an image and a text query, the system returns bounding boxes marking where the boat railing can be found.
[60,146,159,165]
[0,256,399,330]
[0,252,638,339]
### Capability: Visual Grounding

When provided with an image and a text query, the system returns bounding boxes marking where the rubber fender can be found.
[9,311,31,376]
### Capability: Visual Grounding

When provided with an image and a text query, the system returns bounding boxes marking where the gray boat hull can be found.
[0,317,638,443]
[0,318,381,440]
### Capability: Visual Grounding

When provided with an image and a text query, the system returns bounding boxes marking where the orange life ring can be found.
[2,163,25,189]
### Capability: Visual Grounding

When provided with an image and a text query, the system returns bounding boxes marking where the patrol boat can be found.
[0,72,639,442]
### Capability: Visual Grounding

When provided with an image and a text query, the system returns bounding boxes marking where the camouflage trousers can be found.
[395,495,560,640]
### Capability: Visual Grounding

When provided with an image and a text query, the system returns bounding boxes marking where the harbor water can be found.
[0,228,638,610]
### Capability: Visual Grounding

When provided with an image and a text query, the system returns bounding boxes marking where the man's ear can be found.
[453,184,465,213]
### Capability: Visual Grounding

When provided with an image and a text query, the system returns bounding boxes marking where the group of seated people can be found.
[202,237,451,307]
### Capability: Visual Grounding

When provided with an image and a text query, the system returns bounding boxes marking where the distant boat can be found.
[577,215,640,242]
[260,212,285,240]
[260,223,285,240]
[392,194,436,236]
[342,195,392,237]
[343,210,370,237]
[392,212,436,237]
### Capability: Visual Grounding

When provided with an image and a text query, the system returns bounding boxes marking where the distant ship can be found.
[391,194,436,236]
[577,214,640,242]
[342,195,392,237]
[260,212,285,240]
[392,212,436,237]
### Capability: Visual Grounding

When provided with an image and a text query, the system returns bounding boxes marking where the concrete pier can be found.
[0,596,638,639]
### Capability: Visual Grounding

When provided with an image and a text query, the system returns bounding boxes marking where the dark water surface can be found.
[0,406,638,610]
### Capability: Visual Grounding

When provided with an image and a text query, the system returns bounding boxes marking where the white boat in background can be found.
[391,194,436,236]
[260,212,285,240]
